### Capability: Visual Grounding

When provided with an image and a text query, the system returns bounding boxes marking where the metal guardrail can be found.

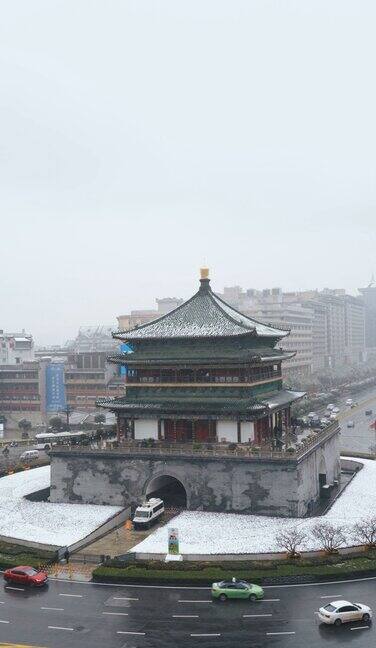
[51,422,339,462]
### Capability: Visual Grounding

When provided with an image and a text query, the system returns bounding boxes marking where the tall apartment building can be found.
[217,285,365,375]
[359,277,376,350]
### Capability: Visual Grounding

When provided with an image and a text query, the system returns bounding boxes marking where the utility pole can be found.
[65,404,72,431]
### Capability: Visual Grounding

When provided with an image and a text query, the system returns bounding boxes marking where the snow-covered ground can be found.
[133,458,374,555]
[0,466,121,547]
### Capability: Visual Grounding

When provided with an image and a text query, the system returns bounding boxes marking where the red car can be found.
[4,565,48,587]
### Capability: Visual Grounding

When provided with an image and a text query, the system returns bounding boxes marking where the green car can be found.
[211,579,264,602]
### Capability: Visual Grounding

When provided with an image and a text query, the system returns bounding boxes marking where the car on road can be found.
[318,600,372,626]
[307,412,317,419]
[366,409,373,416]
[347,420,355,428]
[4,566,48,587]
[211,579,264,602]
[346,398,353,406]
[326,404,335,411]
[19,449,39,462]
[329,413,338,421]
[332,407,340,413]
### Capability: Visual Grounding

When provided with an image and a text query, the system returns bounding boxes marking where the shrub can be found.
[312,522,347,554]
[275,526,306,557]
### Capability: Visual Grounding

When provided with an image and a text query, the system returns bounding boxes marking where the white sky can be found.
[0,1,375,344]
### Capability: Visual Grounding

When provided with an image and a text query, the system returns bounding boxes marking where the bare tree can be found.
[312,522,347,553]
[276,526,307,557]
[353,516,376,548]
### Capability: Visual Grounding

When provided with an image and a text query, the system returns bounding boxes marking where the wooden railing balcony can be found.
[51,422,339,462]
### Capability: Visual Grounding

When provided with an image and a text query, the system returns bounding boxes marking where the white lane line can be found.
[102,612,129,616]
[48,626,74,631]
[173,615,200,618]
[59,593,83,598]
[191,633,221,637]
[179,600,212,604]
[113,596,139,601]
[259,598,280,602]
[266,631,296,636]
[0,602,4,604]
[320,595,342,599]
[5,586,24,591]
[0,620,10,624]
[41,607,64,611]
[351,626,370,631]
[117,631,146,636]
[243,614,272,618]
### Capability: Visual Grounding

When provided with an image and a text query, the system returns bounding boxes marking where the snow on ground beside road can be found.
[0,466,121,547]
[133,458,374,555]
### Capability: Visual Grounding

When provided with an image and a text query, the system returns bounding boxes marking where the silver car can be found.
[318,600,372,626]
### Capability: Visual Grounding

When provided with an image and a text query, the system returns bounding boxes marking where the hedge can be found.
[93,555,376,584]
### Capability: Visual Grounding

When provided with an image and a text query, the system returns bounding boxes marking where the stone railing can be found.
[50,422,339,462]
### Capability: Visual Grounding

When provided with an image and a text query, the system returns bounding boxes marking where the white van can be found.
[133,498,164,529]
[20,449,39,461]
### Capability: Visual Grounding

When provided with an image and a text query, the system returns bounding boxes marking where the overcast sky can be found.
[1,0,375,345]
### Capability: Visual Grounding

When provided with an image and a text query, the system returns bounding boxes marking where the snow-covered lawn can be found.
[0,466,121,547]
[133,458,375,555]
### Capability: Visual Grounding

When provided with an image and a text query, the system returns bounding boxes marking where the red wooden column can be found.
[237,419,241,443]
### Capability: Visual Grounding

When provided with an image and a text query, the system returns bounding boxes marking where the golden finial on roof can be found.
[200,267,209,280]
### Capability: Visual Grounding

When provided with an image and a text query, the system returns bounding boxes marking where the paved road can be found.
[1,576,376,647]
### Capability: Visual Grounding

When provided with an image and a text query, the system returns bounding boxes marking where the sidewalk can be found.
[48,561,95,582]
[74,508,179,560]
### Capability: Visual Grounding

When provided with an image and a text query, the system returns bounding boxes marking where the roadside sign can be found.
[168,528,179,555]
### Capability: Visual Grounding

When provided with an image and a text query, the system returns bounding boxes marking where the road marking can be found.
[0,601,4,604]
[113,596,139,601]
[41,607,64,611]
[266,631,295,636]
[59,593,83,598]
[243,613,272,617]
[173,615,199,618]
[5,587,24,591]
[260,598,280,602]
[320,595,342,599]
[102,612,129,616]
[351,626,369,631]
[48,626,74,631]
[190,633,221,637]
[116,631,146,636]
[179,600,212,604]
[0,620,10,624]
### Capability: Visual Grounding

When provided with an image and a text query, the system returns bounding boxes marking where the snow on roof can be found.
[0,466,121,547]
[132,457,373,555]
[116,278,289,341]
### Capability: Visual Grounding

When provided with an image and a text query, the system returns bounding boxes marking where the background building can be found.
[117,296,183,332]
[0,330,34,365]
[359,277,376,351]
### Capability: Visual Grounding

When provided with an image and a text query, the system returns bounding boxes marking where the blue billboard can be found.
[46,363,67,412]
[119,343,133,376]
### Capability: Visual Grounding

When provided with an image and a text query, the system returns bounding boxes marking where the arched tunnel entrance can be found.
[146,475,187,509]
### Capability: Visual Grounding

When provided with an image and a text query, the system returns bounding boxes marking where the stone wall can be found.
[50,427,340,517]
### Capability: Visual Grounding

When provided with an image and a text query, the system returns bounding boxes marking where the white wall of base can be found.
[241,421,254,443]
[134,419,158,440]
[217,420,237,443]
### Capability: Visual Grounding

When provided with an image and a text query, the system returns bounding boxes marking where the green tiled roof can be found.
[108,346,292,366]
[97,389,302,416]
[114,277,290,342]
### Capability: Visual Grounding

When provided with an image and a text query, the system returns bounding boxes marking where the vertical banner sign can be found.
[168,528,179,555]
[46,363,67,411]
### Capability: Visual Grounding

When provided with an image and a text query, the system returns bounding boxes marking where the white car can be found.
[318,600,372,626]
[329,413,338,421]
[347,420,355,428]
[307,412,317,419]
[332,407,340,413]
[326,404,335,411]
[346,398,353,406]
